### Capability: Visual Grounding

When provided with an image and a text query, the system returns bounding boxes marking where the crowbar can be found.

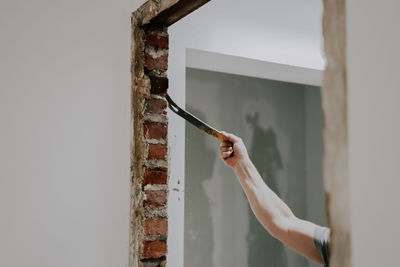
[165,94,224,142]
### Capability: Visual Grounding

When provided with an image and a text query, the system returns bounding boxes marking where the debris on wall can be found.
[322,0,351,266]
[131,24,169,267]
[130,1,210,266]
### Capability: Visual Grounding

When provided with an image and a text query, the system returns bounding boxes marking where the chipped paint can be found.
[322,0,351,266]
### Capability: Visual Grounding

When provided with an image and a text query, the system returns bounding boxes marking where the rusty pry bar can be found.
[165,94,224,142]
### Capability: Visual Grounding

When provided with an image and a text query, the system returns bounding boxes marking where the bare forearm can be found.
[233,159,322,263]
[219,132,323,263]
[233,158,294,237]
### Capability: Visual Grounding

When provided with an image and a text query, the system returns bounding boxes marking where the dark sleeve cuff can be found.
[313,226,330,266]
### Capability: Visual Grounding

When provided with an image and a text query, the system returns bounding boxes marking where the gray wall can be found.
[184,68,325,267]
[305,86,326,267]
[346,1,400,265]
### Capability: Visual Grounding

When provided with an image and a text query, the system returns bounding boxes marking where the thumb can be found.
[220,131,240,143]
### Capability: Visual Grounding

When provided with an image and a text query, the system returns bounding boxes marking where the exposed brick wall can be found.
[132,26,169,267]
[131,1,211,266]
[131,5,170,264]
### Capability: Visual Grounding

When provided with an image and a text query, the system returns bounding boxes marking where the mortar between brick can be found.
[131,19,170,267]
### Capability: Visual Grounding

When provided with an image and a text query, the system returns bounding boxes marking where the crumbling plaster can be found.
[130,1,210,266]
[322,0,351,266]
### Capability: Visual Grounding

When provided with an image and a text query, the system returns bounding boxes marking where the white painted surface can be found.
[186,49,323,86]
[168,1,324,266]
[172,0,325,71]
[347,1,400,266]
[0,0,145,266]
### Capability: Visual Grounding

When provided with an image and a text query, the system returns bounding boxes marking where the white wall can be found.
[347,1,400,266]
[0,0,142,266]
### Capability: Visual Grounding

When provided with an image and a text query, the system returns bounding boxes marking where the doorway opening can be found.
[130,1,349,266]
[183,51,325,267]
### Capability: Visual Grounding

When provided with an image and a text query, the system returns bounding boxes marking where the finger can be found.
[222,151,233,159]
[220,146,233,153]
[220,141,233,148]
[220,131,240,143]
[220,150,232,157]
[220,145,233,151]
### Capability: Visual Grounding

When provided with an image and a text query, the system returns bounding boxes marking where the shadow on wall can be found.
[184,68,324,267]
[184,106,215,267]
[246,112,286,267]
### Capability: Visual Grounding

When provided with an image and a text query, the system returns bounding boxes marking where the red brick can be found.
[144,218,168,236]
[145,54,168,71]
[148,74,168,95]
[143,121,167,140]
[144,190,167,208]
[148,144,167,160]
[145,98,167,114]
[145,33,169,50]
[142,241,167,259]
[143,167,168,186]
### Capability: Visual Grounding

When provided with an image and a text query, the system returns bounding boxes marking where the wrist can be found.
[233,157,252,172]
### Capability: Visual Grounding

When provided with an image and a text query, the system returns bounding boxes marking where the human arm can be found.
[219,131,324,264]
